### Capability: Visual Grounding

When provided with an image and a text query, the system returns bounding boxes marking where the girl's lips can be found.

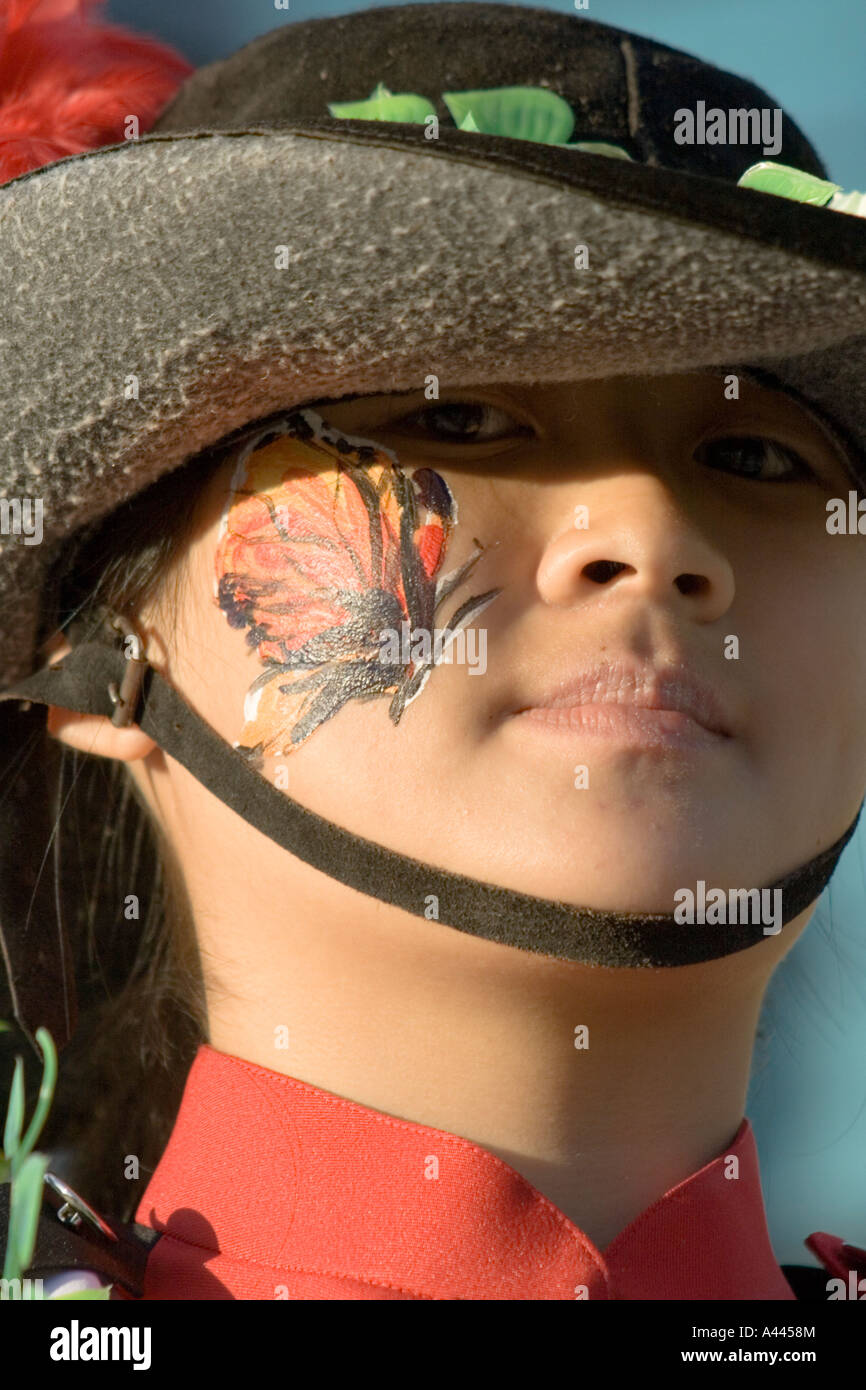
[509,659,736,739]
[513,702,729,749]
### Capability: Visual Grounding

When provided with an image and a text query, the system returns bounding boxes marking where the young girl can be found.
[1,0,865,1301]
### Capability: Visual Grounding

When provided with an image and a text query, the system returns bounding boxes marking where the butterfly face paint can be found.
[213,407,502,765]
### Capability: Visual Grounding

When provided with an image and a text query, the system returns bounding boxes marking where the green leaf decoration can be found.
[328,81,436,124]
[828,188,866,218]
[5,1151,49,1279]
[442,86,575,144]
[327,82,637,155]
[3,1055,24,1161]
[737,161,840,206]
[2,1024,61,1287]
[565,141,633,160]
[14,1027,57,1178]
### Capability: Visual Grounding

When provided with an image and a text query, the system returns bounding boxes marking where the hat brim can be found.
[2,120,866,684]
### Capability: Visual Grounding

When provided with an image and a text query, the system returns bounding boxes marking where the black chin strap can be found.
[1,617,861,1031]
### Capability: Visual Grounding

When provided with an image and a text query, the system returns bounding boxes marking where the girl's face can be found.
[151,371,866,917]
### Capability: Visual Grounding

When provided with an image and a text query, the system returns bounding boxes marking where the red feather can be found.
[0,0,193,182]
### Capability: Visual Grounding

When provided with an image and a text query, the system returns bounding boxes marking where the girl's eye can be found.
[693,435,815,483]
[387,399,535,444]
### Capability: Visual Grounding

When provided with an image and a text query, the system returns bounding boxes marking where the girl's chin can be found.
[505,857,751,913]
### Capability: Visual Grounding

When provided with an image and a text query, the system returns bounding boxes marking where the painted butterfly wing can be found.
[214,424,455,760]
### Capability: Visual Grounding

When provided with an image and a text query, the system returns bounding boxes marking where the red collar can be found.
[135,1043,795,1299]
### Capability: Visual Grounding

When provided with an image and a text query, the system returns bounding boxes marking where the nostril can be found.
[583,560,629,583]
[676,573,709,596]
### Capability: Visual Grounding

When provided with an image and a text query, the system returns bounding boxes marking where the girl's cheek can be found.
[211,410,502,765]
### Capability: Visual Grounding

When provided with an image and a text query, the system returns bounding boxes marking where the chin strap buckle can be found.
[44,1171,120,1243]
[103,610,149,728]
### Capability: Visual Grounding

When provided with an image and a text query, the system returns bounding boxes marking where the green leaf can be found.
[4,1150,49,1280]
[14,1027,58,1175]
[565,141,633,159]
[737,161,840,206]
[3,1055,24,1160]
[457,110,480,132]
[442,86,575,144]
[328,83,436,124]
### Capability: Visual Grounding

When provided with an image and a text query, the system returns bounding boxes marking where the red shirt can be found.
[132,1042,797,1300]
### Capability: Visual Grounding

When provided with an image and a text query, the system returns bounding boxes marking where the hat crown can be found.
[152,0,825,182]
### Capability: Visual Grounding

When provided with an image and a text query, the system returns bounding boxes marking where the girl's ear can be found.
[45,705,157,761]
[43,631,157,762]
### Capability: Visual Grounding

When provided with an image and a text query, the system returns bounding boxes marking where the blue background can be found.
[104,0,866,1265]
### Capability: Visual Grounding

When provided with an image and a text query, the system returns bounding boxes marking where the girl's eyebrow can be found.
[694,362,827,428]
[724,364,862,475]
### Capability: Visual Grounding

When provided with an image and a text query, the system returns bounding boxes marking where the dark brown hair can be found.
[22,443,230,1223]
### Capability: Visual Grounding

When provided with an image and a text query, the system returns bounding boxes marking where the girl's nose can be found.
[535,471,736,624]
